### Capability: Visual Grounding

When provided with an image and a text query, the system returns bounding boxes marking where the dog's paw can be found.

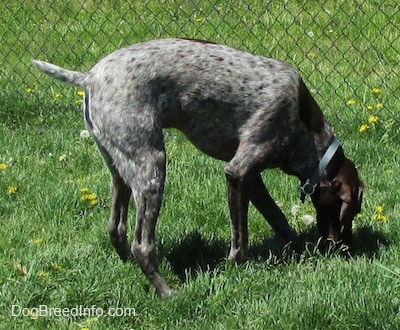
[228,247,249,264]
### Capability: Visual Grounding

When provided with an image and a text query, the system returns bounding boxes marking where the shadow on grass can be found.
[164,226,389,282]
[250,225,389,261]
[165,231,227,282]
[352,226,389,257]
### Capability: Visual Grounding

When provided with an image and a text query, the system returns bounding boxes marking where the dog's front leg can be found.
[249,174,297,241]
[225,170,251,264]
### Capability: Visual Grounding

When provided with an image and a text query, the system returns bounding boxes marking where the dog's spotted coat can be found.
[32,38,363,298]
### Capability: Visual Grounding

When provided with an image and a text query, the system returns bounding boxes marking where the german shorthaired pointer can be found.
[32,38,363,298]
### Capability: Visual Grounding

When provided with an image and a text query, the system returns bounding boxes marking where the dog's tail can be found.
[31,59,87,89]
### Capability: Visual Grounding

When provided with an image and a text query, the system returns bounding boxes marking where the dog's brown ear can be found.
[355,184,364,213]
[334,158,364,220]
[333,178,363,223]
[331,179,349,223]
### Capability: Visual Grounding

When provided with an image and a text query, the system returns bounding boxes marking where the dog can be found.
[32,38,363,298]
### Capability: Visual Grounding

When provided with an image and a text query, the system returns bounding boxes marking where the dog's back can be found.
[33,39,308,163]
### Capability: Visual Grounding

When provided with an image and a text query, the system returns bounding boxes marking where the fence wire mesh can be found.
[1,0,399,139]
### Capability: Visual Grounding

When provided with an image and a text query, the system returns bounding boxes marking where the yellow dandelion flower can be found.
[32,238,43,245]
[80,188,98,206]
[81,193,97,201]
[0,163,7,170]
[367,105,373,110]
[376,103,383,109]
[52,264,62,271]
[307,51,315,58]
[372,87,381,94]
[194,16,203,22]
[359,124,369,133]
[75,99,83,105]
[374,213,387,222]
[38,271,48,277]
[346,99,356,105]
[374,205,387,222]
[76,90,85,96]
[7,186,17,195]
[80,327,89,330]
[368,115,378,124]
[87,193,97,200]
[26,88,33,93]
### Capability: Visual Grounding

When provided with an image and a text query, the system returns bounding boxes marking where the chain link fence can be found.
[1,0,399,139]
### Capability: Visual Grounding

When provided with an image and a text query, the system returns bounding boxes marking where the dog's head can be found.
[312,157,363,247]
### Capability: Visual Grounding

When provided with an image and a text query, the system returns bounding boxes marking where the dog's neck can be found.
[299,136,344,201]
[321,143,345,181]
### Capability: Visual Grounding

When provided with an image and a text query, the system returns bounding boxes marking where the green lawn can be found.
[1,1,399,329]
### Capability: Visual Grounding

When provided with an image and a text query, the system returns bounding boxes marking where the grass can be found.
[1,0,399,329]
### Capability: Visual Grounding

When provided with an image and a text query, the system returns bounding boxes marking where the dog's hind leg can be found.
[130,147,172,298]
[249,174,297,241]
[96,144,132,261]
[103,135,171,297]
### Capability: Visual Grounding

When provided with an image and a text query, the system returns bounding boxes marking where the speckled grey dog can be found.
[32,38,363,298]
